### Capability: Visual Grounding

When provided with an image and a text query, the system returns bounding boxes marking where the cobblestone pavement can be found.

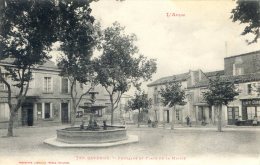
[0,125,260,165]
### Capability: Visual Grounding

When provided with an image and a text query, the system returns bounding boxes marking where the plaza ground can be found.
[0,124,260,165]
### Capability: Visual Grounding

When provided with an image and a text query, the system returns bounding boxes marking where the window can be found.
[198,106,205,121]
[36,103,52,119]
[36,103,42,119]
[176,110,180,120]
[0,103,10,121]
[236,68,243,75]
[247,107,256,120]
[95,109,102,117]
[0,73,8,91]
[248,84,252,95]
[246,106,260,120]
[227,107,239,120]
[233,64,243,76]
[199,88,207,102]
[234,84,240,93]
[257,107,260,120]
[43,77,52,93]
[61,77,69,93]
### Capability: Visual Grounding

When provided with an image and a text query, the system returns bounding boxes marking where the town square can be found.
[1,125,260,165]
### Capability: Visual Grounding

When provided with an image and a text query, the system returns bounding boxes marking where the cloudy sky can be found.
[90,0,260,87]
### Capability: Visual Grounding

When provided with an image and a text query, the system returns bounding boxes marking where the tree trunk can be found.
[70,99,77,126]
[111,111,114,125]
[138,109,140,128]
[154,110,158,121]
[111,103,114,125]
[209,105,213,124]
[7,109,16,137]
[7,97,23,137]
[70,109,76,126]
[217,105,222,132]
[163,109,165,128]
[171,105,175,130]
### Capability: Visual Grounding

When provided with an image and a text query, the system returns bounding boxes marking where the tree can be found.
[0,0,59,137]
[123,102,132,121]
[231,0,260,44]
[203,75,239,132]
[128,91,151,127]
[0,0,99,136]
[94,22,157,125]
[57,2,100,126]
[160,80,186,130]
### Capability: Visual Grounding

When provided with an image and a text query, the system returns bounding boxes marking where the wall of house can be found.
[147,80,189,124]
[146,51,260,126]
[187,70,208,87]
[0,65,110,128]
[224,51,260,76]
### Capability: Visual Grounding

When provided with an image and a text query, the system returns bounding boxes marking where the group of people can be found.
[236,116,258,126]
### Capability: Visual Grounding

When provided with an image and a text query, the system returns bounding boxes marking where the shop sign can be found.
[242,99,260,106]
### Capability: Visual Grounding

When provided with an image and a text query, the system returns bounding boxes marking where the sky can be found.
[89,0,260,91]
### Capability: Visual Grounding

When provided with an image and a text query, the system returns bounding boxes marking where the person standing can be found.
[185,115,190,126]
[253,116,258,126]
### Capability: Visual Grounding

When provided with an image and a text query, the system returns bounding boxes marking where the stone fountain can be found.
[44,87,138,148]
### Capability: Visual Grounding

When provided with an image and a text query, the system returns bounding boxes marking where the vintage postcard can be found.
[0,0,260,165]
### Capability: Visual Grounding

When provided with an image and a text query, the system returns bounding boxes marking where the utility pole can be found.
[225,41,228,57]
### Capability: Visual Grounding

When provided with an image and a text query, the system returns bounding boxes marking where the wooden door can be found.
[61,103,69,123]
[228,107,239,125]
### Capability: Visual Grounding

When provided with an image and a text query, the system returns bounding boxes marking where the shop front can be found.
[194,103,213,125]
[241,99,260,125]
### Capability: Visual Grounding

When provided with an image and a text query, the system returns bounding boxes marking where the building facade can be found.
[147,50,260,126]
[0,60,111,128]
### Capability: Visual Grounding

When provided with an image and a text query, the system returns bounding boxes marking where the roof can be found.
[205,70,224,77]
[147,72,190,87]
[147,70,224,87]
[37,60,58,69]
[0,58,59,71]
[189,72,260,89]
[224,50,260,60]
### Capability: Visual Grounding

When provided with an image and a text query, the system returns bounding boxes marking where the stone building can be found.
[147,70,222,125]
[147,50,260,126]
[0,60,110,128]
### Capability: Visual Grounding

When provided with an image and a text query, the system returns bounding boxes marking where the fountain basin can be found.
[56,126,127,144]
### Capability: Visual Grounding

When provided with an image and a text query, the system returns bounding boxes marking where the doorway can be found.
[61,103,69,124]
[166,110,170,123]
[227,107,239,125]
[22,104,34,126]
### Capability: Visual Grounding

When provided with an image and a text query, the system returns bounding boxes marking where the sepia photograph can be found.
[0,0,260,165]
